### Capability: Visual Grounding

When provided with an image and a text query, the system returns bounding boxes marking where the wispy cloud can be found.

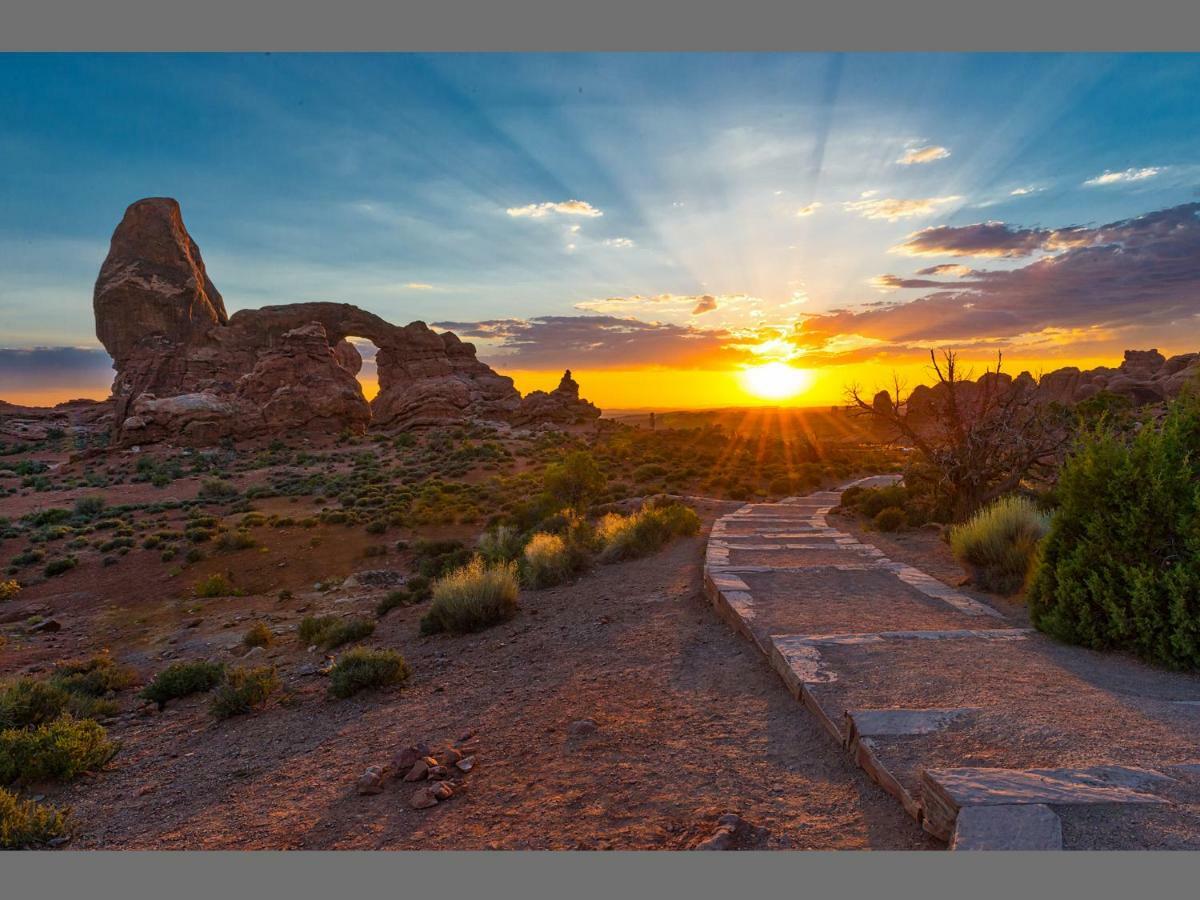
[403,282,435,290]
[691,295,718,315]
[506,199,603,218]
[1084,167,1163,186]
[896,144,950,165]
[796,202,822,217]
[843,195,961,221]
[602,237,635,248]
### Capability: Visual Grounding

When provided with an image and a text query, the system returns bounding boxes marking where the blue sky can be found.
[1,53,1199,402]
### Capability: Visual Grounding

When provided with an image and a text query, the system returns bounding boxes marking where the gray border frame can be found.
[3,0,1200,896]
[2,0,1200,50]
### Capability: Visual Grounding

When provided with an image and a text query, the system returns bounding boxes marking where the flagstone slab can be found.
[951,804,1063,851]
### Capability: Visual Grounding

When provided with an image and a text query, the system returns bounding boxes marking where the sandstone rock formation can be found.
[513,369,601,426]
[91,198,599,444]
[893,348,1199,437]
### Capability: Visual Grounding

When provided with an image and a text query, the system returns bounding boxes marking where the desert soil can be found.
[13,502,936,850]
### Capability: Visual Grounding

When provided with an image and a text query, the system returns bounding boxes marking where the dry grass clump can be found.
[421,558,519,635]
[522,532,575,588]
[0,786,69,848]
[596,502,700,563]
[950,494,1049,595]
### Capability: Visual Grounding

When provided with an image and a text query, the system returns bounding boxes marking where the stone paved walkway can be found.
[704,477,1200,850]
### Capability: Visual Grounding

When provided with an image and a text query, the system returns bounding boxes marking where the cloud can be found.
[403,282,435,290]
[896,144,951,165]
[871,274,969,291]
[602,237,635,248]
[505,199,603,218]
[893,220,1098,258]
[843,195,961,221]
[434,315,745,370]
[0,346,113,397]
[796,202,822,217]
[691,295,718,315]
[915,263,974,277]
[794,203,1200,359]
[1010,186,1041,196]
[1084,167,1163,186]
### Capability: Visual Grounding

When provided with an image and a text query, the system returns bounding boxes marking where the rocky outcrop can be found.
[895,348,1199,436]
[513,370,601,426]
[94,198,227,369]
[91,198,597,444]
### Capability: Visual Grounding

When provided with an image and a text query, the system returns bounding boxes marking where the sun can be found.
[737,361,814,402]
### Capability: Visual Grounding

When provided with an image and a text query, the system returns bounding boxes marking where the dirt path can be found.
[49,504,934,850]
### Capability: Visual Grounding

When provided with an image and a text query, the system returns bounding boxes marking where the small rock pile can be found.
[355,732,479,811]
[691,813,770,851]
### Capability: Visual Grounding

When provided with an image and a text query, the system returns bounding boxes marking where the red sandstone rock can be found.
[87,197,599,444]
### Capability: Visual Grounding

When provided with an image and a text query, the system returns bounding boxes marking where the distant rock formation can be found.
[91,198,599,444]
[514,369,601,426]
[894,349,1200,435]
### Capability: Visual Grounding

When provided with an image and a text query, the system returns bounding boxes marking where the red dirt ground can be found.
[4,501,935,850]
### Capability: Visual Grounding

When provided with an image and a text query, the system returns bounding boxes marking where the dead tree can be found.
[848,349,1070,520]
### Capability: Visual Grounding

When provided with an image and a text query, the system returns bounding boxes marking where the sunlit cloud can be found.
[843,195,961,221]
[505,199,604,218]
[896,144,950,165]
[795,203,1200,359]
[796,202,822,217]
[403,282,435,290]
[602,237,635,248]
[894,220,1093,258]
[1084,166,1163,186]
[692,295,718,315]
[916,263,974,277]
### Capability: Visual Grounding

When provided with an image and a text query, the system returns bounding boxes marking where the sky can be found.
[1,52,1199,409]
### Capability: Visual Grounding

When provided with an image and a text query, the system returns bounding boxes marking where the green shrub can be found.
[0,680,69,730]
[477,524,524,564]
[949,495,1049,595]
[0,716,117,784]
[873,506,907,532]
[544,450,605,514]
[375,589,416,617]
[242,622,273,648]
[198,478,238,499]
[43,557,77,578]
[421,558,519,635]
[194,573,236,597]
[297,615,375,650]
[327,648,411,699]
[73,495,107,518]
[139,660,226,708]
[1028,393,1200,668]
[0,786,69,848]
[216,530,256,552]
[209,666,279,718]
